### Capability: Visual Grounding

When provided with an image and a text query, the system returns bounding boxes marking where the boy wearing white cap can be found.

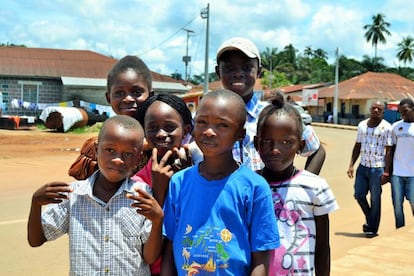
[215,37,326,174]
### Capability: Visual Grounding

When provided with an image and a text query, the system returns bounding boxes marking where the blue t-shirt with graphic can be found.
[163,165,280,275]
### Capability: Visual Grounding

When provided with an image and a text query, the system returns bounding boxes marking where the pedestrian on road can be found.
[347,101,392,238]
[386,98,414,229]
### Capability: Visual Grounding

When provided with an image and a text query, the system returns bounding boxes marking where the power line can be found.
[136,13,200,56]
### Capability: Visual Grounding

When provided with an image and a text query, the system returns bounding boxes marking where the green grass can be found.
[36,122,102,133]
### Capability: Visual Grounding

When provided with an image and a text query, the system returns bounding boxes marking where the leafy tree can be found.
[363,13,392,59]
[313,48,328,60]
[396,36,414,67]
[361,55,386,72]
[171,72,183,80]
[0,42,26,47]
[260,47,279,72]
[338,56,367,80]
[261,70,292,89]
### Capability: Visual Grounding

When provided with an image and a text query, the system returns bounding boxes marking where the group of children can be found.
[27,37,338,275]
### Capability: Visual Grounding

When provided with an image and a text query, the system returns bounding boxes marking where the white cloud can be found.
[2,0,413,75]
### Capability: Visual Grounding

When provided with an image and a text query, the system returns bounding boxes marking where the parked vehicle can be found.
[293,104,312,125]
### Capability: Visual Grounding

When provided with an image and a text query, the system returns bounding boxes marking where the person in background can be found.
[28,115,163,275]
[386,98,414,229]
[254,96,338,275]
[215,37,326,175]
[68,55,154,180]
[161,90,279,275]
[347,101,392,238]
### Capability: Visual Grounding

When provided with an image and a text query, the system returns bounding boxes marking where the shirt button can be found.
[105,207,110,212]
[104,267,109,273]
[104,235,109,242]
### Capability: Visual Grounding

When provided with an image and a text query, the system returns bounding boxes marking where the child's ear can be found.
[237,128,246,141]
[257,65,262,77]
[215,65,221,79]
[297,139,305,154]
[183,124,192,137]
[94,142,99,156]
[105,91,111,104]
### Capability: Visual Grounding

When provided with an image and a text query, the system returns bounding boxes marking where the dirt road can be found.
[0,126,412,275]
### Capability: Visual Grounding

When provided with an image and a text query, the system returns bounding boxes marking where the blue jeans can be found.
[390,175,414,228]
[354,165,383,233]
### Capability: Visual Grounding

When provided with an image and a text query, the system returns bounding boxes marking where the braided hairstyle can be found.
[136,93,193,132]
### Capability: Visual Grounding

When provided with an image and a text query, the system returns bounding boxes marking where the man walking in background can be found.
[347,101,392,238]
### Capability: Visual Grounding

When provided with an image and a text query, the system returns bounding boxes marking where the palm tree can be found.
[363,13,391,59]
[260,47,279,71]
[397,36,414,67]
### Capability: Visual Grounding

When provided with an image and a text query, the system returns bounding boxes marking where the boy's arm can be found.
[142,219,163,265]
[305,144,326,175]
[27,181,71,247]
[250,250,270,276]
[315,214,331,276]
[160,239,177,276]
[27,198,47,247]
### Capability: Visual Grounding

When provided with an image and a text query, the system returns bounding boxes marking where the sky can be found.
[1,0,413,79]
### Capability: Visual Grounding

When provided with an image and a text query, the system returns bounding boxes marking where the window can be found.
[18,81,42,103]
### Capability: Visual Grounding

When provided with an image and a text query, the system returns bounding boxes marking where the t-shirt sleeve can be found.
[42,197,70,241]
[313,178,339,217]
[300,125,321,157]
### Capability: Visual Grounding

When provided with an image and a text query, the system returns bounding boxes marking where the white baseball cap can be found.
[216,37,261,66]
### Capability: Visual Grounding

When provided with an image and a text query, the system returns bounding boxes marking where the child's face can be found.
[106,69,151,117]
[216,51,260,102]
[256,113,303,173]
[193,96,244,158]
[96,123,143,183]
[144,100,190,158]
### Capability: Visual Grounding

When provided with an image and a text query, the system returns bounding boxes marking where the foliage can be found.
[363,13,392,59]
[396,36,414,67]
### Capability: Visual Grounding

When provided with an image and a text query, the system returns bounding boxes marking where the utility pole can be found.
[334,48,339,124]
[200,3,209,94]
[182,28,194,84]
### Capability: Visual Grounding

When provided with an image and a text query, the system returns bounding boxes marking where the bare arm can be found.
[315,214,331,276]
[347,143,361,178]
[250,250,270,276]
[382,145,395,184]
[160,239,177,276]
[27,181,71,247]
[305,144,326,175]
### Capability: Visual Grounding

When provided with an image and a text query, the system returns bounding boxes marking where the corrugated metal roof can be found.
[318,72,414,101]
[61,76,106,87]
[0,47,188,85]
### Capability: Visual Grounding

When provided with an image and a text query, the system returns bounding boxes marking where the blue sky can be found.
[1,0,413,78]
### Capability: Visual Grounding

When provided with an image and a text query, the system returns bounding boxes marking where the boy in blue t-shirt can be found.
[162,89,280,275]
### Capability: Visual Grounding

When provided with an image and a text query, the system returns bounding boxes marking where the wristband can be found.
[383,172,389,176]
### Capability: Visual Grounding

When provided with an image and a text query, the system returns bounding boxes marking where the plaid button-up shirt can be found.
[42,171,152,275]
[233,92,320,171]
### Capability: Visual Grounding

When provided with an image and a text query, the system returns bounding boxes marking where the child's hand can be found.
[32,181,72,206]
[127,187,164,224]
[171,144,192,172]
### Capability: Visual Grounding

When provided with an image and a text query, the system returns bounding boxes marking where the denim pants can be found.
[354,165,383,233]
[390,175,414,228]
